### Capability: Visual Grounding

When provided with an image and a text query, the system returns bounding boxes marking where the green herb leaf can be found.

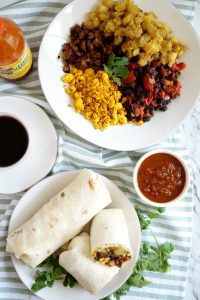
[31,270,54,292]
[113,65,129,78]
[104,54,129,86]
[53,266,66,279]
[128,272,150,288]
[160,241,175,254]
[147,212,160,219]
[114,56,129,66]
[45,272,54,287]
[103,64,113,76]
[63,273,77,287]
[156,207,166,213]
[32,254,77,293]
[68,274,77,287]
[112,282,130,300]
[141,242,149,255]
[107,54,116,66]
[135,206,166,230]
[37,256,54,268]
[112,75,122,86]
[31,281,47,293]
[135,208,151,230]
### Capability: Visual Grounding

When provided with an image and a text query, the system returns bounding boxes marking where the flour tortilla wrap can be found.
[6,169,112,268]
[59,232,119,294]
[90,209,133,267]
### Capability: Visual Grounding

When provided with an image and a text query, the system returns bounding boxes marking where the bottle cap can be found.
[0,18,3,34]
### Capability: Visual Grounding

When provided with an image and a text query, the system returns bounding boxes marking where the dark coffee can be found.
[0,116,28,167]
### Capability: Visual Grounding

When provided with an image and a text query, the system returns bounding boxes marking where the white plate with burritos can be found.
[7,169,141,300]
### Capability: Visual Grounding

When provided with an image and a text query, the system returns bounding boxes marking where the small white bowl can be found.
[133,149,190,207]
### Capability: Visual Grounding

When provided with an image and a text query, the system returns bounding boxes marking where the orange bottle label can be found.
[0,43,32,79]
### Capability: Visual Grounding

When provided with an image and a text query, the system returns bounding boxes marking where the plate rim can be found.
[8,169,141,300]
[0,95,58,194]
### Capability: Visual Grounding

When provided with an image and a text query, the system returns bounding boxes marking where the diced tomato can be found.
[123,70,136,84]
[177,62,186,71]
[159,67,167,76]
[143,75,154,92]
[163,80,181,96]
[163,85,177,95]
[172,62,186,71]
[140,107,144,119]
[159,90,166,99]
[128,62,139,71]
[144,95,153,106]
[172,64,178,71]
[174,80,181,96]
[150,61,161,67]
[163,85,175,94]
[127,62,132,71]
[153,88,159,99]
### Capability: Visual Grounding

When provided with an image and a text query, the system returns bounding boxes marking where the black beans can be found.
[156,98,164,104]
[160,106,168,112]
[149,106,154,113]
[139,99,146,105]
[166,99,171,104]
[143,116,151,122]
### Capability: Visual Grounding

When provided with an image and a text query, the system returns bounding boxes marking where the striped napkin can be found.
[0,0,196,299]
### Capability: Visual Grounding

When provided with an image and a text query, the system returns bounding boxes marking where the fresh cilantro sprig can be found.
[141,241,174,273]
[104,54,129,86]
[156,207,166,213]
[31,270,54,292]
[112,281,131,300]
[136,206,166,230]
[102,206,174,300]
[37,255,55,268]
[31,254,77,293]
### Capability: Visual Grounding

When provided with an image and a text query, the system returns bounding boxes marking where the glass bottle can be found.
[0,17,33,80]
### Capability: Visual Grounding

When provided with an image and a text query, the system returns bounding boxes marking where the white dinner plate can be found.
[0,95,57,194]
[38,0,200,151]
[8,170,141,300]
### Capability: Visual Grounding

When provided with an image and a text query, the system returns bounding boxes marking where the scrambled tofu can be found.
[63,68,127,129]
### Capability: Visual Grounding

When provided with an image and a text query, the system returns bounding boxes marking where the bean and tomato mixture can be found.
[137,153,186,203]
[121,60,186,124]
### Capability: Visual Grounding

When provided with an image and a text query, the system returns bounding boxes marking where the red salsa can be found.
[138,153,186,203]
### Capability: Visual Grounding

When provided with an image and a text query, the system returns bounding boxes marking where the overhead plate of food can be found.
[7,169,141,300]
[38,0,200,151]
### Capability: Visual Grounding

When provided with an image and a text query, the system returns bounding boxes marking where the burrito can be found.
[6,169,112,268]
[59,232,119,294]
[90,209,133,267]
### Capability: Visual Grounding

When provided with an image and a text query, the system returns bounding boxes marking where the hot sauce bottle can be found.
[0,17,33,80]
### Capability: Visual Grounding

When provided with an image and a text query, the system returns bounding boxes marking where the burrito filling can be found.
[92,246,131,267]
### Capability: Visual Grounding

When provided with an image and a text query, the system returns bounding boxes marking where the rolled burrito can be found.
[90,208,133,267]
[59,232,119,294]
[6,169,112,268]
